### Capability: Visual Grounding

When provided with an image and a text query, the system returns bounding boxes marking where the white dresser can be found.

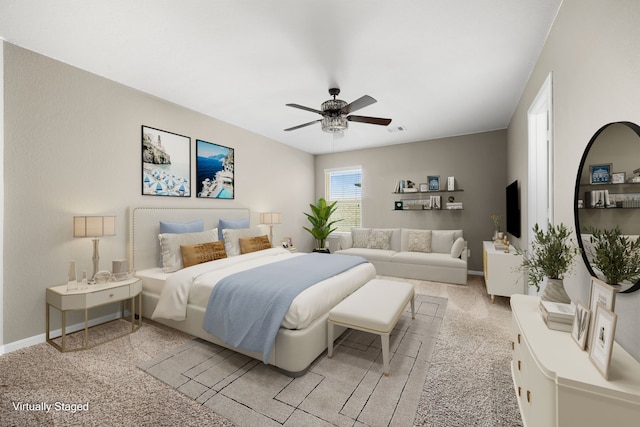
[483,241,524,302]
[511,294,640,426]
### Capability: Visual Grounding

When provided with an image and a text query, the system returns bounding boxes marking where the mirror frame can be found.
[573,121,640,293]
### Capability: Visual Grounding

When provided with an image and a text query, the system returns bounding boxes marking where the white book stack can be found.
[446,202,463,210]
[539,300,575,332]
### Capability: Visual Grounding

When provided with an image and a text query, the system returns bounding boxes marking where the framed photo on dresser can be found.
[587,277,616,351]
[588,304,617,380]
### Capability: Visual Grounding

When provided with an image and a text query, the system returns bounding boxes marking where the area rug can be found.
[138,294,447,427]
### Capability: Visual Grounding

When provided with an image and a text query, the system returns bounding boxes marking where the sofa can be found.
[335,228,468,285]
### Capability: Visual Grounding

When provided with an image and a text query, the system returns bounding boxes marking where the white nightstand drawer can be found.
[86,285,131,307]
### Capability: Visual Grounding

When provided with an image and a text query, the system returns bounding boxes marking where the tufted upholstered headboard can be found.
[127,206,250,271]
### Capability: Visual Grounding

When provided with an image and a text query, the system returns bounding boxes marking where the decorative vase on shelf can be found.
[540,278,571,304]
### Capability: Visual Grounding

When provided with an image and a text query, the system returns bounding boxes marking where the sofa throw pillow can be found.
[239,235,272,254]
[431,230,455,254]
[352,228,371,248]
[408,230,432,253]
[450,236,465,258]
[368,229,393,250]
[181,241,227,268]
[159,229,218,272]
[218,217,250,241]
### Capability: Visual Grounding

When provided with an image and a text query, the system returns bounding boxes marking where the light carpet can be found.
[0,275,522,426]
[139,294,446,427]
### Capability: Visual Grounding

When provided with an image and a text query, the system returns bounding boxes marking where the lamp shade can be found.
[259,212,282,225]
[73,216,116,238]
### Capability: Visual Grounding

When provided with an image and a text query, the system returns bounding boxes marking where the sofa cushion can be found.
[391,252,466,269]
[368,229,394,250]
[352,228,371,248]
[451,236,465,258]
[431,230,456,254]
[336,247,396,262]
[408,230,432,253]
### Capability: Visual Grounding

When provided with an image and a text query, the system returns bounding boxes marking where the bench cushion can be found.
[329,279,414,333]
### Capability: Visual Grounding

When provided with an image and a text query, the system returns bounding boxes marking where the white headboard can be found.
[127,206,250,271]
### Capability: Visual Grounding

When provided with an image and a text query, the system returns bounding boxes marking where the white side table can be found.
[46,277,142,352]
[482,241,525,303]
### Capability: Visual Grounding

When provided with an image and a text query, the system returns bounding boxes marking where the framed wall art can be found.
[589,163,612,184]
[196,139,234,199]
[611,172,626,184]
[142,126,191,197]
[588,304,617,380]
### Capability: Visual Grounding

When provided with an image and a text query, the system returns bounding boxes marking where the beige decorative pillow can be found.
[181,241,227,268]
[368,229,393,250]
[239,235,272,254]
[408,230,432,253]
[159,229,218,272]
[352,228,371,248]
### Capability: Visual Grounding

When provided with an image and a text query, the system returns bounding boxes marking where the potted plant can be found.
[303,198,342,252]
[516,223,580,303]
[585,226,640,287]
[490,214,502,240]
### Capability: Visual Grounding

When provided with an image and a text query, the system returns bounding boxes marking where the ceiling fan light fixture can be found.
[322,116,348,133]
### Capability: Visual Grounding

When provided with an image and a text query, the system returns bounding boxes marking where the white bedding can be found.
[149,247,376,330]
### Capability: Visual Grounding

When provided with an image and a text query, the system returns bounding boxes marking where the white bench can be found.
[327,279,415,376]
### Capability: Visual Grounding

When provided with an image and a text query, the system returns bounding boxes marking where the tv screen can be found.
[506,180,521,238]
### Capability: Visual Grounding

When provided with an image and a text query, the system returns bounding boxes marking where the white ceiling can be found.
[0,0,562,154]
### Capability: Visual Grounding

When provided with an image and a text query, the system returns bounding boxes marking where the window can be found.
[325,167,362,232]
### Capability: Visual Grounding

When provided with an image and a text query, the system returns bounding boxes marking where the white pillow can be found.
[352,228,371,248]
[408,230,432,253]
[431,230,455,254]
[223,225,269,256]
[450,237,465,258]
[159,229,218,273]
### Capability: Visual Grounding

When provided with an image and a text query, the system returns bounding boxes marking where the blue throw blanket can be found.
[202,253,368,363]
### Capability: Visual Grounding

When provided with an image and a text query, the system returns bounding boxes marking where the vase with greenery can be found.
[490,214,502,240]
[585,226,640,287]
[516,222,580,303]
[303,197,342,252]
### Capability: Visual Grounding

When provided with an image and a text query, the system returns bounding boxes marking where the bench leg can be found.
[381,333,390,376]
[327,321,334,359]
[410,293,415,319]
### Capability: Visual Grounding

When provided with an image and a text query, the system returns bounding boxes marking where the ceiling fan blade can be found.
[284,119,322,131]
[340,95,377,114]
[286,103,324,115]
[347,115,392,126]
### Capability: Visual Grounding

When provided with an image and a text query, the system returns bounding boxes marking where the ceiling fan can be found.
[284,88,392,133]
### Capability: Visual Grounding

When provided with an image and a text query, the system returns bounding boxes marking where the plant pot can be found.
[313,248,330,254]
[541,278,571,304]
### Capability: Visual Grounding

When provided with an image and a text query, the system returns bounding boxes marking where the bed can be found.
[128,206,376,376]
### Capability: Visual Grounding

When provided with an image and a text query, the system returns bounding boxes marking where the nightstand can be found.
[46,277,142,352]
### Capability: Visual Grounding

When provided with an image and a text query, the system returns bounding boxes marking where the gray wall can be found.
[2,43,316,345]
[315,130,508,272]
[508,0,640,359]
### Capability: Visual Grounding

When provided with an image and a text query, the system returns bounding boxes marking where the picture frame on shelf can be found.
[587,277,616,350]
[588,304,617,380]
[394,201,404,210]
[571,301,590,350]
[589,163,612,184]
[427,175,440,191]
[611,172,626,184]
[141,126,191,197]
[419,183,429,192]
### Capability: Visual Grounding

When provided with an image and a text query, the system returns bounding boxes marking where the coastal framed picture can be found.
[141,126,191,197]
[196,139,234,199]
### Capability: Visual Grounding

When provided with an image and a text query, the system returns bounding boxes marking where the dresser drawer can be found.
[86,285,131,308]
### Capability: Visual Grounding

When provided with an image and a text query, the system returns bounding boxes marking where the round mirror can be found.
[574,121,640,293]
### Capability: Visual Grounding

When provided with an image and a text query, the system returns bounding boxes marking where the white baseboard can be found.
[0,310,131,355]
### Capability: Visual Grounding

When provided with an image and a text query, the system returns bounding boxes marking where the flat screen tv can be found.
[506,180,521,238]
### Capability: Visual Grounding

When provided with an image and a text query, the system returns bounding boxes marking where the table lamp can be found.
[73,215,116,278]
